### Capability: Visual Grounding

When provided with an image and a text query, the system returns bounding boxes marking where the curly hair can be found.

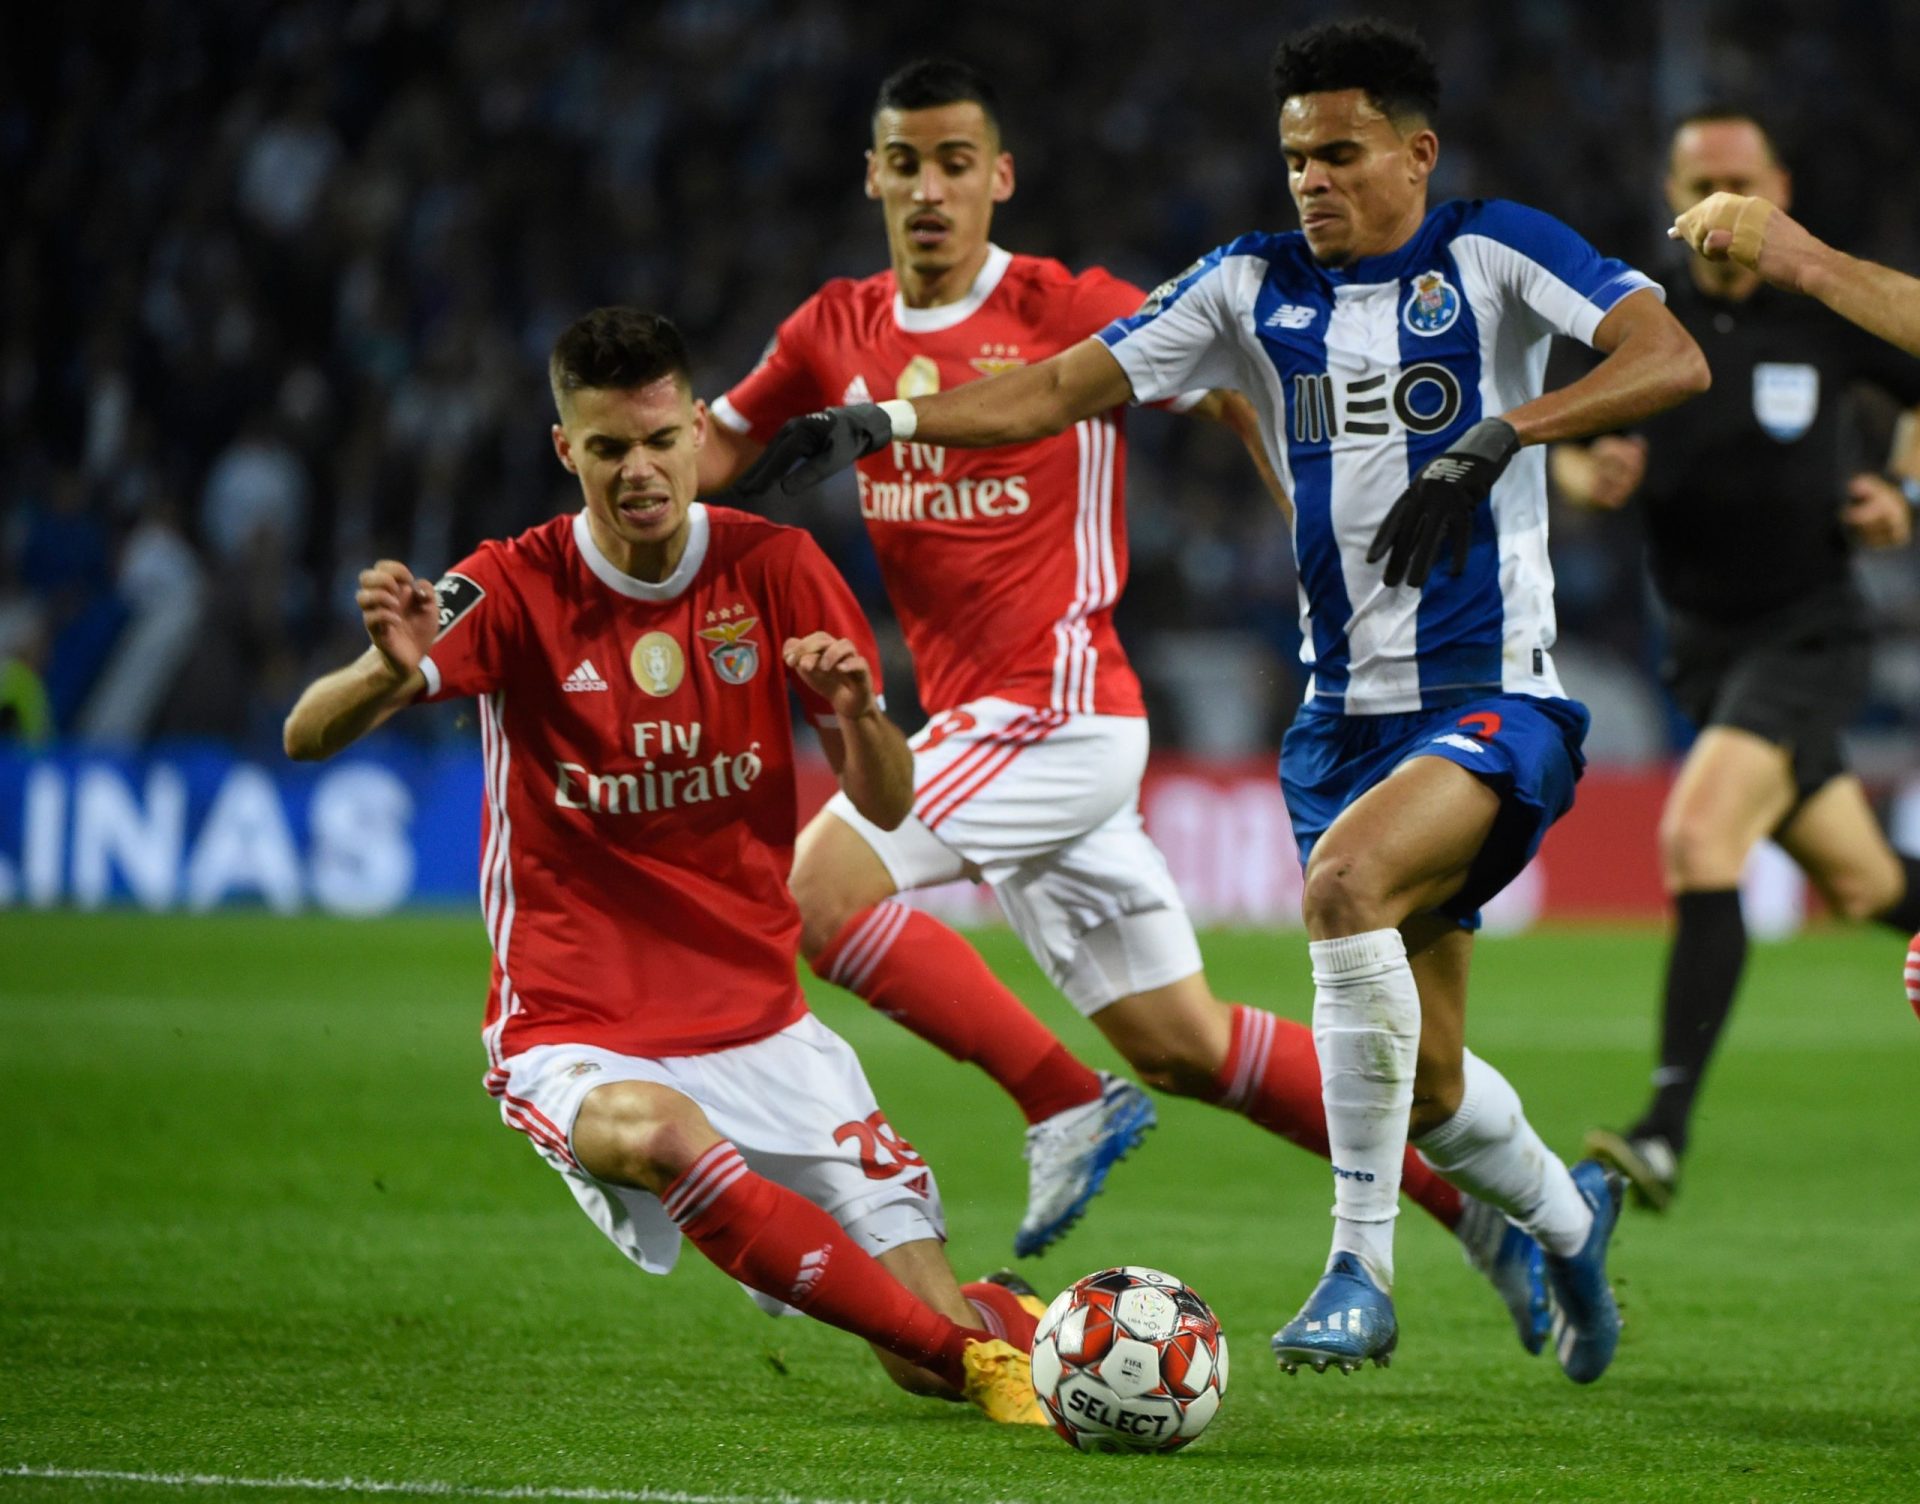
[548,307,691,413]
[1269,19,1440,125]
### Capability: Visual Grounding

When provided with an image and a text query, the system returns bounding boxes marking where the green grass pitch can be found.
[4,911,1918,1503]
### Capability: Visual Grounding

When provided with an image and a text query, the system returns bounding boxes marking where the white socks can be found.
[1413,1047,1593,1258]
[1310,929,1421,1289]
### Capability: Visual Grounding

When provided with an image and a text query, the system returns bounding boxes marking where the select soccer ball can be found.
[1030,1265,1228,1453]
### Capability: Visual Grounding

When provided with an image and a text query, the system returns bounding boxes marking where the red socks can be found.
[1212,1004,1464,1229]
[665,1142,983,1386]
[815,902,1101,1124]
[960,1279,1041,1351]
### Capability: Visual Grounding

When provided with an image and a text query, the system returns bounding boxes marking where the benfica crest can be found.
[699,616,761,684]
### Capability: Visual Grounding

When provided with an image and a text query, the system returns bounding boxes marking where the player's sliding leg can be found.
[571,1079,1042,1424]
[1093,972,1549,1354]
[792,807,1153,1256]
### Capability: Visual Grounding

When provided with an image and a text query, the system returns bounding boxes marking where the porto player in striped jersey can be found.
[283,308,1044,1425]
[702,57,1550,1350]
[738,23,1715,1383]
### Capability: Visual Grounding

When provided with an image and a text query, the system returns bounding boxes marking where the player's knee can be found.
[790,871,863,964]
[579,1084,709,1192]
[1301,851,1395,936]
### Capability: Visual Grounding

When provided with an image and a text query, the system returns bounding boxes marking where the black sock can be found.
[1633,888,1747,1155]
[1871,856,1920,934]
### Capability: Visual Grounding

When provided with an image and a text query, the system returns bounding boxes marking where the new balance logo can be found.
[1422,457,1477,484]
[563,660,610,693]
[791,1245,832,1303]
[1265,303,1317,330]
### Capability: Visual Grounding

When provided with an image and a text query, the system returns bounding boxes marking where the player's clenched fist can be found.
[356,560,439,678]
[783,632,878,720]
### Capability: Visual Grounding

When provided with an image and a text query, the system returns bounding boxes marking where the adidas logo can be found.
[843,374,873,404]
[562,660,610,693]
[1264,304,1317,330]
[791,1245,832,1303]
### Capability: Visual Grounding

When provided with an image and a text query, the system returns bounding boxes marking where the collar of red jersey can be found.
[572,504,710,601]
[893,243,1013,333]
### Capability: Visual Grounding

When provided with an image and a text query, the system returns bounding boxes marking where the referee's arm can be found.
[1674,193,1920,359]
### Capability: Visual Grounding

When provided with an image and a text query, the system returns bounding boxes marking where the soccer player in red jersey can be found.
[283,308,1045,1425]
[698,59,1548,1350]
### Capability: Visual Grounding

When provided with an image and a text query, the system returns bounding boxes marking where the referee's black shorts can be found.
[1662,585,1871,801]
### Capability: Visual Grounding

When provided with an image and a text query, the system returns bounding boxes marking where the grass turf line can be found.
[3,911,1917,1502]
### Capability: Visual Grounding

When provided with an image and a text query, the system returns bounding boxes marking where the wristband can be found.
[1897,475,1920,510]
[877,398,918,442]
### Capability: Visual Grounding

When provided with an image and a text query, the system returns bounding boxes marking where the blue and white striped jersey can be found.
[1099,198,1657,715]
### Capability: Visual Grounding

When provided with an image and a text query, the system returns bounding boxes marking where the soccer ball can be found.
[1029,1265,1228,1453]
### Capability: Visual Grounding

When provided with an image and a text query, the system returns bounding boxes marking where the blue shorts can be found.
[1279,693,1591,926]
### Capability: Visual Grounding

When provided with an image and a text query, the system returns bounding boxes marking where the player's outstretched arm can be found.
[283,561,434,761]
[734,339,1135,499]
[786,632,913,830]
[1673,193,1920,358]
[1500,288,1710,445]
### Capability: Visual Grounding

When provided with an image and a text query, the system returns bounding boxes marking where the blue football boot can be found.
[1544,1159,1625,1384]
[1013,1073,1157,1257]
[1456,1194,1552,1356]
[1271,1253,1399,1374]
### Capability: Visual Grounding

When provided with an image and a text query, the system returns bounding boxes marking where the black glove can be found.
[1366,417,1521,588]
[732,404,895,499]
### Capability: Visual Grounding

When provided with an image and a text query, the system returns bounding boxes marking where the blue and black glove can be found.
[1366,417,1520,588]
[733,404,896,498]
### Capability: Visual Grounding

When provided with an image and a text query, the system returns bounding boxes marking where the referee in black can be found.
[1555,106,1920,1210]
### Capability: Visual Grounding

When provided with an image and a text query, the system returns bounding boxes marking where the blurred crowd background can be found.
[7,0,1920,767]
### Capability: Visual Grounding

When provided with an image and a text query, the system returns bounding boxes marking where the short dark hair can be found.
[873,57,1002,138]
[548,307,691,413]
[1672,103,1786,165]
[1269,19,1440,126]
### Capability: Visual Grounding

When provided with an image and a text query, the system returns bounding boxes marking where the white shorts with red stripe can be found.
[822,695,1202,1014]
[490,1012,945,1316]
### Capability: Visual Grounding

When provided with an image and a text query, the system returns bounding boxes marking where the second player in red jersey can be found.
[283,307,1046,1427]
[716,246,1151,717]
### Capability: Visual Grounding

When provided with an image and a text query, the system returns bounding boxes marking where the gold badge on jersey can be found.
[896,355,941,399]
[630,632,685,697]
[970,341,1027,377]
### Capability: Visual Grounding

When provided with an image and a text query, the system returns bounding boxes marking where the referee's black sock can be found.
[1632,888,1747,1156]
[1870,856,1920,934]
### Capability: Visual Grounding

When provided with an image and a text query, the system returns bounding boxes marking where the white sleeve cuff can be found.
[710,395,753,434]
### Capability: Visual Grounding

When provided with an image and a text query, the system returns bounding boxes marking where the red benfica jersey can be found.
[419,505,881,1068]
[716,245,1153,718]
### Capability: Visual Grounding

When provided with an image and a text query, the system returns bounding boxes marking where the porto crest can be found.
[1403,270,1461,336]
[699,613,761,685]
